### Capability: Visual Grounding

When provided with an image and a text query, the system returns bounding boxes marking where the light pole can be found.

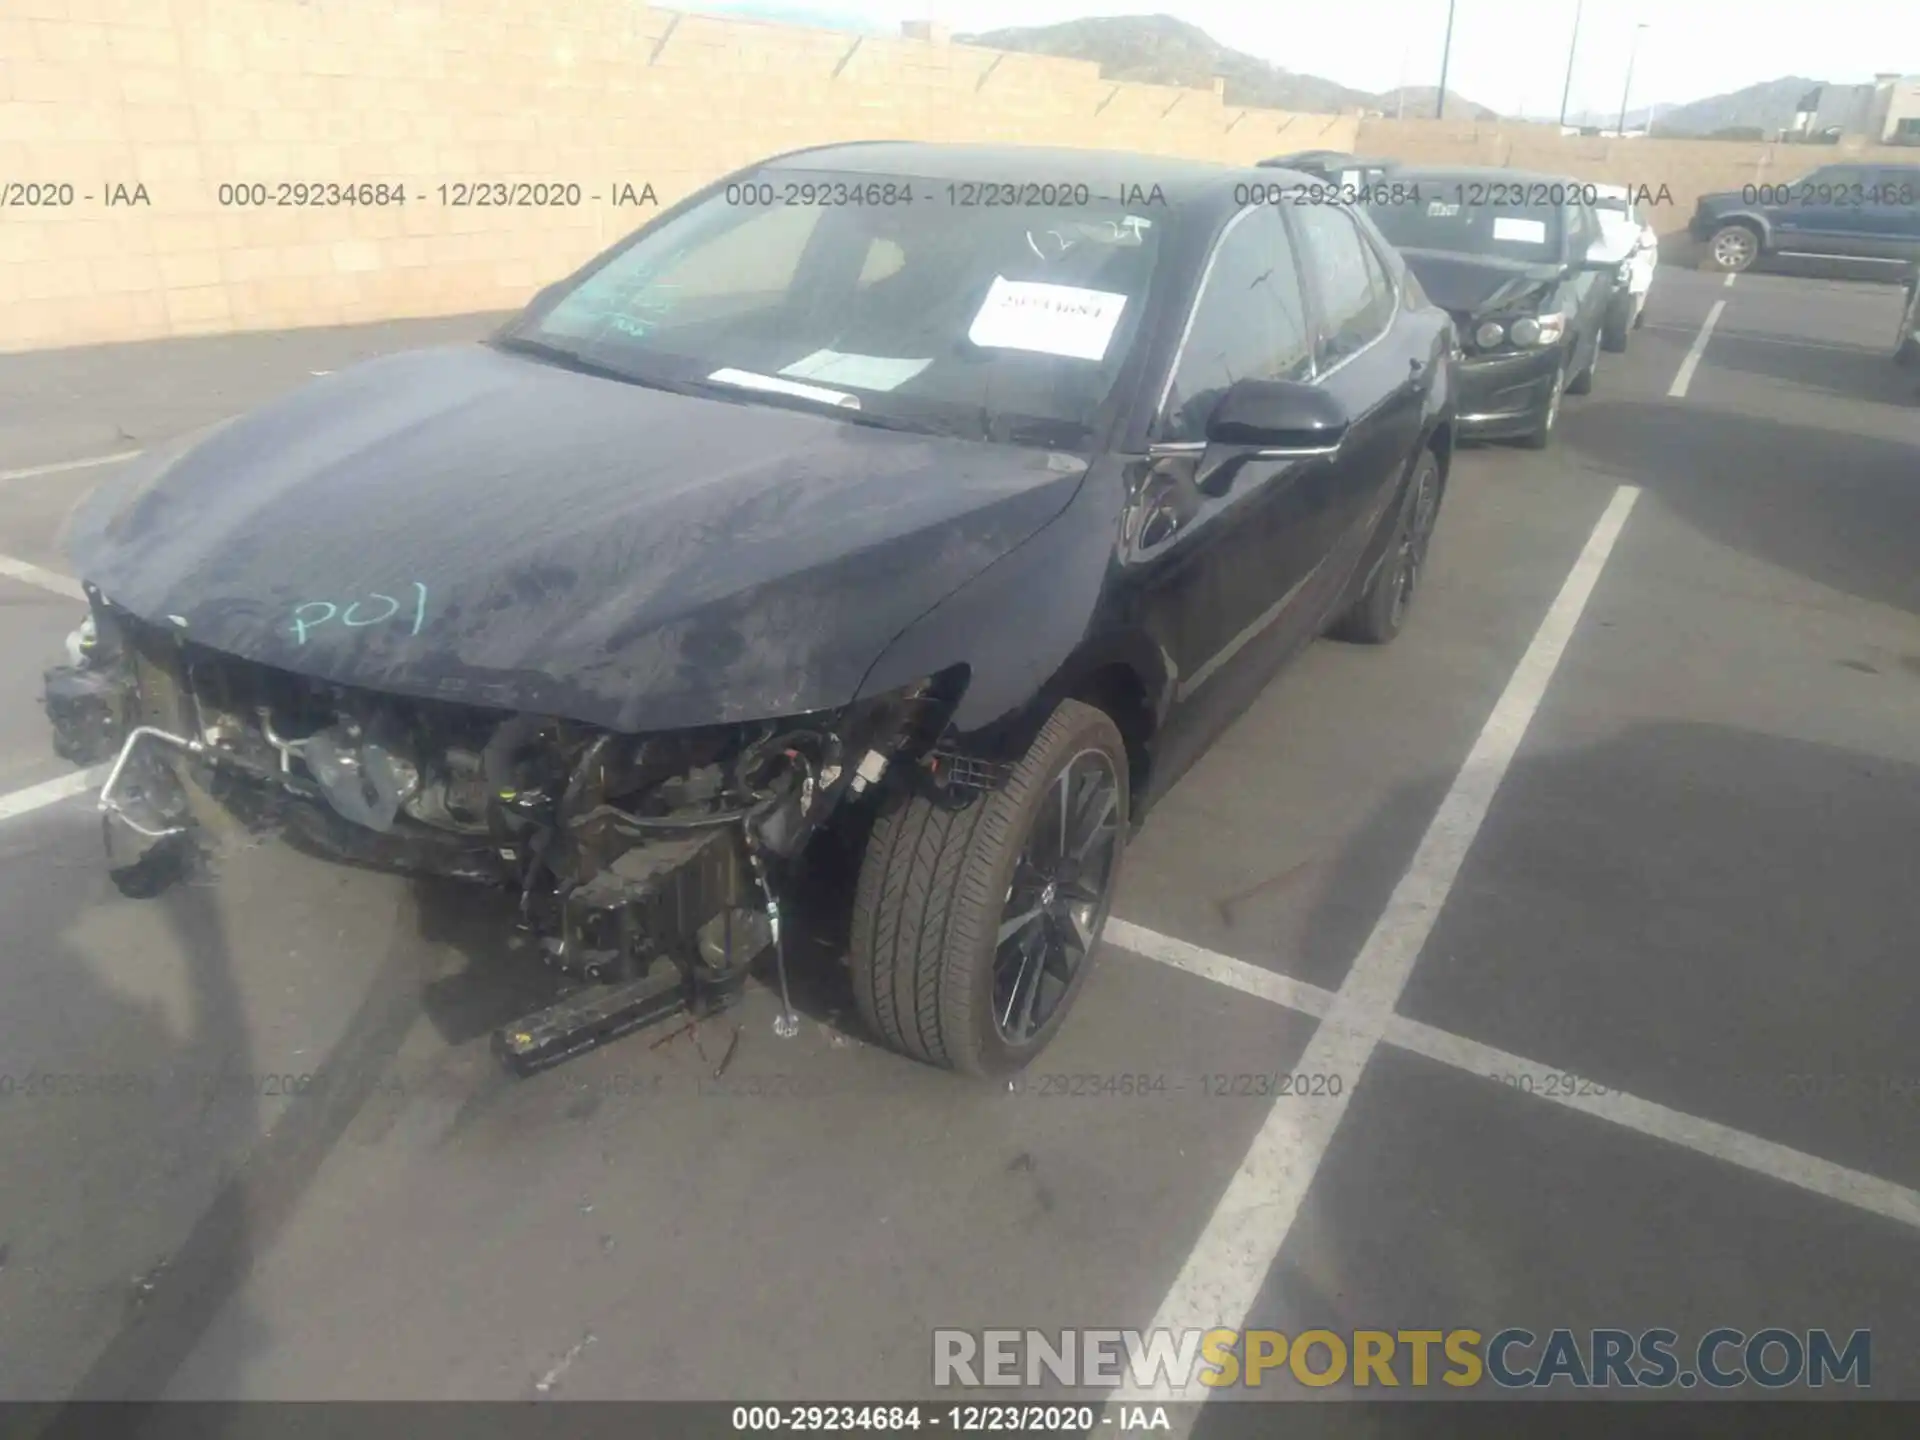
[1617,22,1648,136]
[1557,0,1583,128]
[1436,0,1457,119]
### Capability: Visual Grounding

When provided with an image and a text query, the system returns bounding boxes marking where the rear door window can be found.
[1291,205,1396,368]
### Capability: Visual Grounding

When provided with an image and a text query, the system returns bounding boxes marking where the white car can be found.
[1593,182,1658,351]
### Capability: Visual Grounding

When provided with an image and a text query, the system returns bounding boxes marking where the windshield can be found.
[495,169,1165,447]
[1364,185,1564,264]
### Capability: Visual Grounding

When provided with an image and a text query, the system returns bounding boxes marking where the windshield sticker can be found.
[1492,216,1548,244]
[707,368,862,409]
[780,350,932,393]
[1427,200,1461,217]
[967,277,1129,362]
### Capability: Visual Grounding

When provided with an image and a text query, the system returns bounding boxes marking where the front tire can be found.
[1602,291,1633,352]
[1707,222,1760,273]
[1519,358,1566,450]
[850,700,1129,1076]
[1566,336,1597,395]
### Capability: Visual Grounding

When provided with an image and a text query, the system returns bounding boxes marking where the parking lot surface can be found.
[1,268,1916,1412]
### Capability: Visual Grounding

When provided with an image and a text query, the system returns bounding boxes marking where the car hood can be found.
[69,344,1089,732]
[1399,249,1564,322]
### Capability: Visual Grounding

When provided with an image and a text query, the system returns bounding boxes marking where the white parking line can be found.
[1104,919,1331,1018]
[1724,271,1738,288]
[1103,928,1920,1237]
[1102,931,1920,1234]
[0,767,104,825]
[0,450,141,483]
[1644,325,1881,356]
[0,552,85,600]
[1111,484,1641,1407]
[1386,1017,1920,1231]
[1668,299,1726,399]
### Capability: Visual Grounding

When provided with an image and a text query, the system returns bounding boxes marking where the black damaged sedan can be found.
[46,142,1455,1078]
[1364,168,1619,449]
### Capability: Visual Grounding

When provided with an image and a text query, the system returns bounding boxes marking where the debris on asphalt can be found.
[649,1018,696,1051]
[129,1259,169,1306]
[713,1023,742,1079]
[533,1331,596,1395]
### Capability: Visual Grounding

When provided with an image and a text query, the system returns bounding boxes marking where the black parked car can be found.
[1691,162,1920,273]
[46,143,1455,1079]
[1365,168,1619,448]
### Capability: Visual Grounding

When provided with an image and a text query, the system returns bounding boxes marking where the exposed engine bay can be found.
[46,590,981,1074]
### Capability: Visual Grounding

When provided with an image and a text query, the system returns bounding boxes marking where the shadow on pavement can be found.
[1673,330,1917,407]
[1195,716,1920,1418]
[1558,399,1920,616]
[0,808,261,1414]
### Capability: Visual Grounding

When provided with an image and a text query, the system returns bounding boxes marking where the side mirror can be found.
[1205,377,1350,452]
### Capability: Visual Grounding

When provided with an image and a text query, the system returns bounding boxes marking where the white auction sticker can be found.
[966,277,1129,362]
[1492,216,1548,244]
[780,349,932,392]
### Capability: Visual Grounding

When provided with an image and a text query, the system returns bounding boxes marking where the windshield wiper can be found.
[491,335,708,397]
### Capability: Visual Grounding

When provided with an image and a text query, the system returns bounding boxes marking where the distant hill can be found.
[1600,76,1852,137]
[959,15,1499,120]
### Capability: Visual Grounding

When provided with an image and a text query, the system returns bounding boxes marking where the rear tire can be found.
[849,699,1129,1076]
[1326,449,1442,646]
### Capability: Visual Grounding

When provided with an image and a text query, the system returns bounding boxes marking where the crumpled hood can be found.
[1399,249,1563,324]
[70,344,1088,732]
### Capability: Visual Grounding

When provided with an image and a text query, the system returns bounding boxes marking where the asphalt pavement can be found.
[0,269,1916,1416]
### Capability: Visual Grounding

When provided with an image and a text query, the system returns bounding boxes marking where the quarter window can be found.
[1157,205,1314,443]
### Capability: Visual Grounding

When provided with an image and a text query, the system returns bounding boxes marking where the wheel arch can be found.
[1708,211,1770,250]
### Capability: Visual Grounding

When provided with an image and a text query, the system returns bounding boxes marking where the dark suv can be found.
[1691,162,1920,273]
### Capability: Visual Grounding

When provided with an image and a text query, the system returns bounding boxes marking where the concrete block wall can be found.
[0,0,1358,352]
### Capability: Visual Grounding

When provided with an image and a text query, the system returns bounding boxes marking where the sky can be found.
[683,0,1920,119]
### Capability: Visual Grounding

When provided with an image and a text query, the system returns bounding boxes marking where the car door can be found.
[1866,167,1920,262]
[1787,164,1876,257]
[1286,202,1427,590]
[1119,202,1331,784]
[1563,201,1612,359]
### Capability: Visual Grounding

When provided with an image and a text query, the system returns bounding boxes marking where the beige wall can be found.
[10,2,1916,354]
[0,0,1357,353]
[1355,118,1920,237]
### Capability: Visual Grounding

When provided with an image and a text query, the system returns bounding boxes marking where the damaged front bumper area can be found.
[45,592,969,1073]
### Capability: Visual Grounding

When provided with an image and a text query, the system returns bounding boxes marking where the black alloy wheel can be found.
[991,747,1122,1044]
[850,699,1131,1075]
[1327,447,1442,646]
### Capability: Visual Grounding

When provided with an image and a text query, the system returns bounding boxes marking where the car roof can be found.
[1260,153,1399,169]
[756,141,1303,206]
[1389,164,1586,189]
